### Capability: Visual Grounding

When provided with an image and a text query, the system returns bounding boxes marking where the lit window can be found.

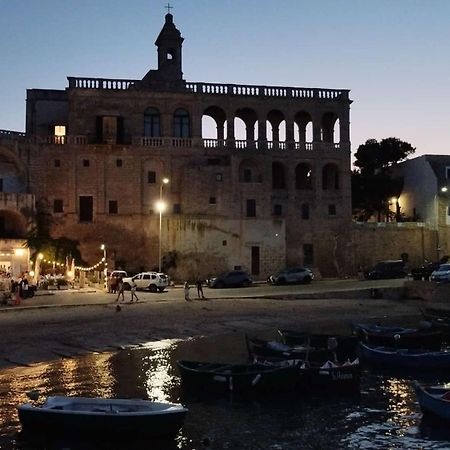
[54,125,66,144]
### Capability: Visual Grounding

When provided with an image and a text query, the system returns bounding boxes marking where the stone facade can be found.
[0,13,353,279]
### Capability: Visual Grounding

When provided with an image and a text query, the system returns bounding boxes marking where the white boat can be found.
[18,396,188,437]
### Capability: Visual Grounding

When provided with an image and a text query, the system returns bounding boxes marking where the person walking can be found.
[130,280,139,302]
[116,276,125,302]
[196,278,205,299]
[184,281,191,302]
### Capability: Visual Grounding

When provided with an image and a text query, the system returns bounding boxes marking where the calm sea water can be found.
[0,333,449,450]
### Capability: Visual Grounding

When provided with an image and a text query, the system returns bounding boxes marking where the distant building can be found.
[0,13,352,278]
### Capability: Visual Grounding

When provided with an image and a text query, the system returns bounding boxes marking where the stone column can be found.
[285,119,294,149]
[226,114,235,148]
[258,119,267,149]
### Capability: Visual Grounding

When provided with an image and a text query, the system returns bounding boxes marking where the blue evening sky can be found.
[1,0,449,159]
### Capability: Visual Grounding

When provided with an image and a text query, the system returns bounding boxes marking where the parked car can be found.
[122,272,169,292]
[430,264,450,283]
[267,267,314,285]
[411,262,441,281]
[207,270,252,288]
[364,260,407,280]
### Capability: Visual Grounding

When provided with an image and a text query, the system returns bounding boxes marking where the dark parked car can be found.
[364,260,407,280]
[411,262,441,281]
[207,270,252,288]
[267,267,314,285]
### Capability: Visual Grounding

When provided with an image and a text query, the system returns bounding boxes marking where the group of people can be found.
[9,273,31,305]
[184,279,206,302]
[115,277,139,303]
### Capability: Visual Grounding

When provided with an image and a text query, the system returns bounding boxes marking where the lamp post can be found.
[101,244,107,291]
[156,178,169,273]
[435,187,448,260]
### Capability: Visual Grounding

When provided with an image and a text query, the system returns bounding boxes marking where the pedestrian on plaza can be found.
[19,275,29,300]
[184,281,191,302]
[116,276,125,302]
[130,280,139,302]
[196,277,205,299]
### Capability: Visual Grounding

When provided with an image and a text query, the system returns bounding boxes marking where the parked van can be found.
[364,260,407,280]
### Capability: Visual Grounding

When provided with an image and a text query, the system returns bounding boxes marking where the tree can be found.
[352,137,415,221]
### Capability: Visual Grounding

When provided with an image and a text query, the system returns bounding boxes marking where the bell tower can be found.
[141,11,185,89]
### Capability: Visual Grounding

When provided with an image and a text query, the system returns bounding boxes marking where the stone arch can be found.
[235,108,258,142]
[322,163,340,190]
[267,110,285,143]
[321,112,339,143]
[272,161,287,189]
[0,209,27,238]
[238,158,262,183]
[144,107,161,137]
[173,108,190,138]
[202,106,226,140]
[295,163,313,189]
[294,111,313,143]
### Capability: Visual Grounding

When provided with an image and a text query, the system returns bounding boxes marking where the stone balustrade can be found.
[64,77,349,101]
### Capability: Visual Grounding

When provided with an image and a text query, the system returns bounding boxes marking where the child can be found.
[130,280,139,302]
[184,281,191,302]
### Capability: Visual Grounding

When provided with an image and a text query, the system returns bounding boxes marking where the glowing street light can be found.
[156,177,169,273]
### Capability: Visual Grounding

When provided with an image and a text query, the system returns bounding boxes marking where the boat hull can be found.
[415,384,450,421]
[18,397,187,437]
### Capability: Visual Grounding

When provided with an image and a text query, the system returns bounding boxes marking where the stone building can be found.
[0,13,353,279]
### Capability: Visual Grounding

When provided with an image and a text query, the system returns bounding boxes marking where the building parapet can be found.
[66,77,349,101]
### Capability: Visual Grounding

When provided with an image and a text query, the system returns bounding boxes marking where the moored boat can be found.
[415,383,450,421]
[18,396,188,437]
[359,343,450,370]
[177,360,299,393]
[421,308,450,333]
[352,322,442,350]
[277,330,358,360]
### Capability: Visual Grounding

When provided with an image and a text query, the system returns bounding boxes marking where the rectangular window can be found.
[54,125,66,144]
[147,171,156,183]
[109,200,118,214]
[53,199,63,213]
[0,217,5,235]
[243,169,252,183]
[79,196,93,222]
[273,204,282,216]
[209,197,216,204]
[116,159,122,167]
[328,204,337,215]
[246,199,256,217]
[173,204,181,214]
[216,173,223,181]
[83,159,90,167]
[301,204,310,220]
[251,246,260,276]
[207,159,220,166]
[304,244,314,266]
[54,159,61,168]
[102,116,118,144]
[0,179,3,192]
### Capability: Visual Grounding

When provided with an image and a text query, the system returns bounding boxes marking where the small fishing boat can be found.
[277,330,358,360]
[253,356,361,392]
[352,322,442,350]
[177,360,299,393]
[415,383,450,421]
[359,343,450,370]
[18,396,188,437]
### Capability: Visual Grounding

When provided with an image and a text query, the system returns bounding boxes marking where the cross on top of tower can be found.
[165,3,173,14]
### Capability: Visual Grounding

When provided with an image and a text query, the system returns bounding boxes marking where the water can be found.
[1,333,450,450]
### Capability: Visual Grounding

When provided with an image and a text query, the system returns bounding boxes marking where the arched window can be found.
[144,108,160,137]
[272,162,286,189]
[295,163,313,189]
[322,163,339,190]
[173,108,190,138]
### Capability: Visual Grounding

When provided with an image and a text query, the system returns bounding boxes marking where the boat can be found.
[352,322,442,350]
[253,355,361,392]
[177,360,299,393]
[415,383,450,421]
[421,308,450,333]
[277,330,358,360]
[17,396,188,437]
[359,343,450,370]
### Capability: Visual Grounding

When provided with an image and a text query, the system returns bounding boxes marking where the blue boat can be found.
[415,383,450,421]
[359,343,450,370]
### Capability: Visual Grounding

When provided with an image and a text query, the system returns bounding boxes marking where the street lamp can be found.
[435,187,448,260]
[156,177,169,273]
[101,244,107,291]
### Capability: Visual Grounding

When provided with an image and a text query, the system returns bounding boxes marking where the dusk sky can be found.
[1,0,450,159]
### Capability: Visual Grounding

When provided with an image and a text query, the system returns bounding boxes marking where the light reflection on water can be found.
[0,334,449,449]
